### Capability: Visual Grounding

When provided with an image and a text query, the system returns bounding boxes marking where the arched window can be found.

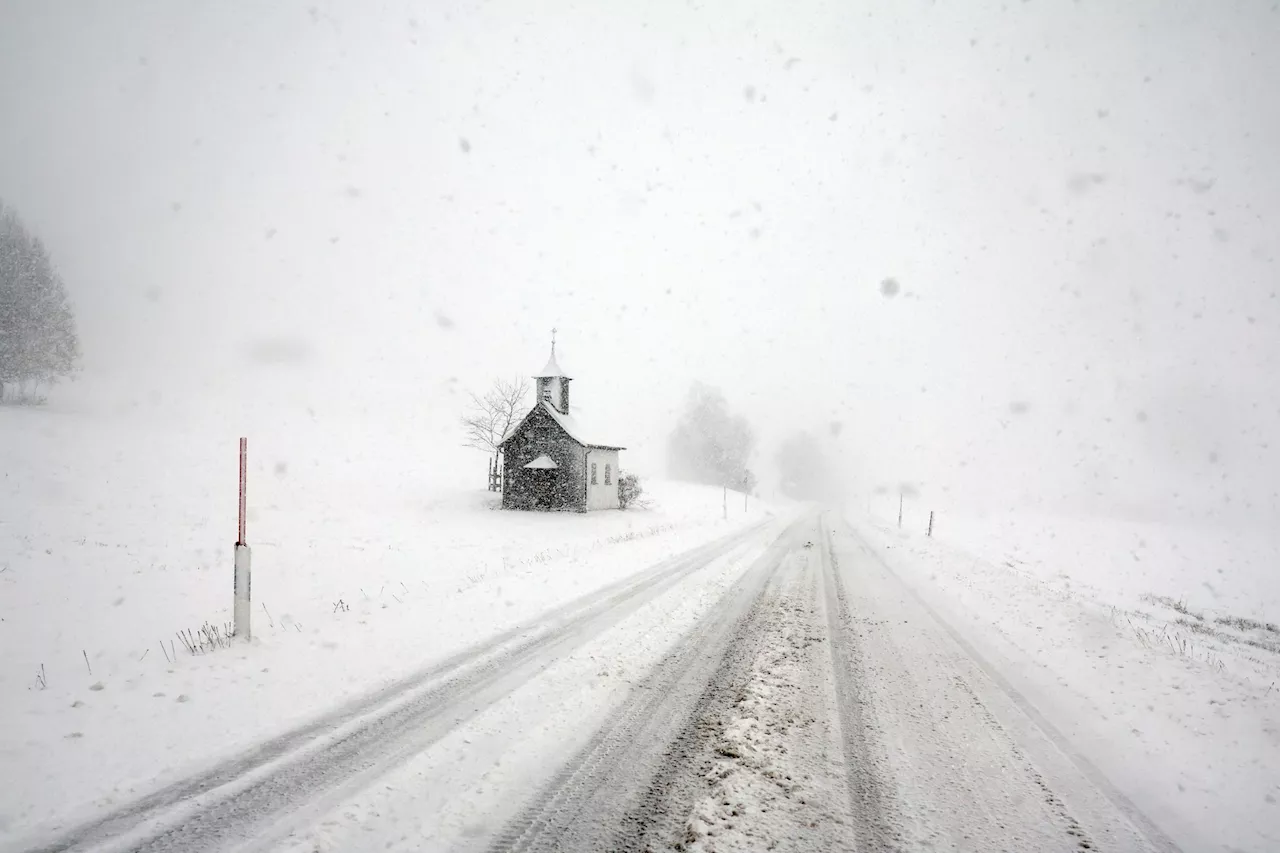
[604,464,612,485]
[590,463,598,485]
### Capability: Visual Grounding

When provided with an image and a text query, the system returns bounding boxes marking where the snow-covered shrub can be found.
[618,471,644,509]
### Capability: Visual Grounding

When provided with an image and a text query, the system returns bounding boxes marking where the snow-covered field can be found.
[851,509,1280,852]
[12,392,1280,851]
[0,402,780,838]
[927,509,1280,626]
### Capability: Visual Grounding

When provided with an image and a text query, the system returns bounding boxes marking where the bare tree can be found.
[462,376,530,466]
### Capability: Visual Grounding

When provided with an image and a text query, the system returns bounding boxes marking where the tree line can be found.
[0,200,80,402]
[666,381,843,502]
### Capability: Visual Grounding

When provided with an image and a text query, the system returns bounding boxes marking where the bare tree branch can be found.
[461,376,530,458]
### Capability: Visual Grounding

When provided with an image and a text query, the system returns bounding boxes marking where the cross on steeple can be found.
[551,327,557,356]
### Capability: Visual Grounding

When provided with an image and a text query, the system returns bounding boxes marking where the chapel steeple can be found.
[534,328,571,414]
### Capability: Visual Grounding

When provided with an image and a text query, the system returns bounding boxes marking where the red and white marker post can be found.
[234,437,252,642]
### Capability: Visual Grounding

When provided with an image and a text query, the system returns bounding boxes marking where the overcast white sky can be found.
[2,0,1278,521]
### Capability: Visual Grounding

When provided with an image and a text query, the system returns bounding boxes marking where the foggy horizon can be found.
[3,0,1278,523]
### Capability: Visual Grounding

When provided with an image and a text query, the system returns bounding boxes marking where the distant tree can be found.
[618,471,645,509]
[666,382,757,489]
[776,430,840,501]
[461,376,530,467]
[0,200,81,403]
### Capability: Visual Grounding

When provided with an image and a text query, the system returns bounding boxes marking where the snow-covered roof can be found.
[536,351,567,378]
[523,454,558,469]
[542,402,624,450]
[500,400,625,451]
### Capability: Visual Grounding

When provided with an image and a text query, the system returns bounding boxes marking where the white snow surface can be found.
[929,508,1280,624]
[851,511,1280,853]
[272,521,792,853]
[0,404,778,838]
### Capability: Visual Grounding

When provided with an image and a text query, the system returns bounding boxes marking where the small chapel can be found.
[499,335,625,512]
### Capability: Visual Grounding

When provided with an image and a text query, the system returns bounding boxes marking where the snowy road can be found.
[480,515,1177,853]
[13,513,1183,852]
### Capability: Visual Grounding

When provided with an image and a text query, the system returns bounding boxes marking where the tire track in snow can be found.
[834,514,1182,850]
[816,515,904,851]
[15,522,773,853]
[485,518,810,853]
[826,517,1096,850]
[666,533,856,853]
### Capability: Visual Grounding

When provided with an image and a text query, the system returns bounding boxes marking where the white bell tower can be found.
[534,328,571,414]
